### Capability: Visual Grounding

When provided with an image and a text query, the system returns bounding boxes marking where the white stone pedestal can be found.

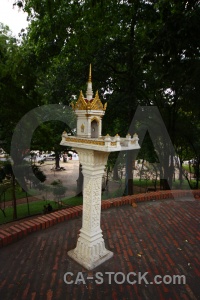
[68,149,113,270]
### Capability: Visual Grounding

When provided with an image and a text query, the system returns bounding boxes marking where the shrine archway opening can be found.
[91,119,98,138]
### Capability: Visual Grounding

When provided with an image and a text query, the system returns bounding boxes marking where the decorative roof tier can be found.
[71,90,107,111]
[71,64,107,111]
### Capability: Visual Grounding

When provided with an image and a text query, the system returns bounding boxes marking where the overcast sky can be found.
[0,0,28,37]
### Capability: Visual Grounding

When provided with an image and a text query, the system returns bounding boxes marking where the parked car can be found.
[46,153,63,161]
[45,154,56,161]
[23,154,46,163]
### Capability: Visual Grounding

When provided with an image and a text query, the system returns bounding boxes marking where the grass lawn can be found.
[172,179,196,189]
[0,200,57,225]
[0,196,83,225]
[62,196,83,206]
[182,164,195,173]
[133,179,153,187]
[0,177,197,225]
[0,185,39,202]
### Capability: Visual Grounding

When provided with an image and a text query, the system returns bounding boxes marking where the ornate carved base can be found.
[67,148,113,269]
[68,231,113,270]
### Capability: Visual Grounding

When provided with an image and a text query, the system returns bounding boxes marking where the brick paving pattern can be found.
[1,189,199,247]
[0,196,199,300]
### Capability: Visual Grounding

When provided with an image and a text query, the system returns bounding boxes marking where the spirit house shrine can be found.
[60,65,140,270]
[71,64,107,139]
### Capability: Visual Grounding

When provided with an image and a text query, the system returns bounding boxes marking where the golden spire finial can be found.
[88,64,92,83]
[86,64,93,100]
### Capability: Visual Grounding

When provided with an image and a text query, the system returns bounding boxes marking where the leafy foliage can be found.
[0,0,199,196]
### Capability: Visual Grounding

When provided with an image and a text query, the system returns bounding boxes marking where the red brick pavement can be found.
[0,192,199,299]
[0,189,199,248]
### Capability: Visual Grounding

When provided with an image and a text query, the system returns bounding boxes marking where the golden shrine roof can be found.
[71,64,107,111]
[71,90,107,111]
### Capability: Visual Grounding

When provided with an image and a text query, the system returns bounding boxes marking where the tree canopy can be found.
[0,0,200,188]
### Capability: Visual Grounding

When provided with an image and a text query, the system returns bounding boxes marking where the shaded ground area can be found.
[3,160,147,209]
[0,198,199,300]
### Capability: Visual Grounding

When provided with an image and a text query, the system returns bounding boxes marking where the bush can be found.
[50,180,67,200]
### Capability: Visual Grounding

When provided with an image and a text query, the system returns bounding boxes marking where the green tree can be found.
[13,0,200,192]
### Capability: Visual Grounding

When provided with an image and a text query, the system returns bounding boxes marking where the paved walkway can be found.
[0,193,199,299]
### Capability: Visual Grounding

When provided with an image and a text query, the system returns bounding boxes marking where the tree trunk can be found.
[12,174,17,220]
[195,160,200,189]
[76,164,83,196]
[167,154,174,189]
[152,163,158,190]
[162,151,171,190]
[179,160,183,188]
[55,151,60,169]
[113,163,119,180]
[26,192,30,215]
[125,151,133,195]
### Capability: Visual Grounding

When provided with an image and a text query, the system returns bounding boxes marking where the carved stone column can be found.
[68,149,113,270]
